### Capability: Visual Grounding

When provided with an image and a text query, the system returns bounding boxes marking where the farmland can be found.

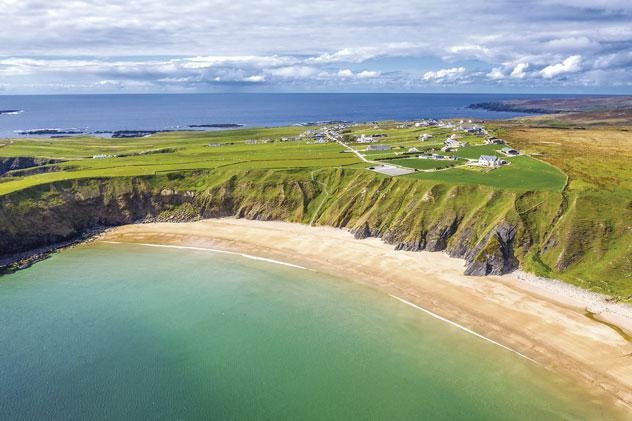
[0,122,568,195]
[0,127,359,195]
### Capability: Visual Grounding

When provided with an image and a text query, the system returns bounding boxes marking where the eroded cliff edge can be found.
[0,168,629,296]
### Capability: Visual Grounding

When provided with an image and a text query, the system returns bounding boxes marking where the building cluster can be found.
[301,123,350,144]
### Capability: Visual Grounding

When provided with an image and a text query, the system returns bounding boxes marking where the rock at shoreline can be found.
[17,129,85,135]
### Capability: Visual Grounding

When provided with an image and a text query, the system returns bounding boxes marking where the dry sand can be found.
[98,218,632,410]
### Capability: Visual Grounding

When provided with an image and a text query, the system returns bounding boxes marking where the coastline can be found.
[97,218,632,410]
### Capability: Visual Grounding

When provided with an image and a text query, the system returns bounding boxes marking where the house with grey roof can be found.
[501,147,520,156]
[478,155,504,167]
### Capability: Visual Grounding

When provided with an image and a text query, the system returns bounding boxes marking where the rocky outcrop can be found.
[463,223,520,276]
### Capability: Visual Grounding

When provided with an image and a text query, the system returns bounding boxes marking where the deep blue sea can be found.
[0,93,566,138]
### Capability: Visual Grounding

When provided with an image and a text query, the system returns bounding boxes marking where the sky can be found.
[1,0,632,94]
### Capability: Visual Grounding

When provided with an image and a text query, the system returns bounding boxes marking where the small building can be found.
[245,139,258,145]
[445,138,461,148]
[356,134,376,143]
[501,147,519,156]
[366,145,391,151]
[207,143,223,147]
[408,147,420,153]
[418,153,432,159]
[419,133,433,141]
[478,155,504,167]
[485,137,505,145]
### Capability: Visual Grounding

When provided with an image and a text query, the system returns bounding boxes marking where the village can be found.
[292,118,522,175]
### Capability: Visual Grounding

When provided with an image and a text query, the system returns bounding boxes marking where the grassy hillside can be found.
[0,121,629,299]
[498,125,632,295]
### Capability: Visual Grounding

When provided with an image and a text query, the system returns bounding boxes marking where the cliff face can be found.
[0,168,626,293]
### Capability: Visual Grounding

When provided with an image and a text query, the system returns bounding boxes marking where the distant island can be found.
[0,110,23,115]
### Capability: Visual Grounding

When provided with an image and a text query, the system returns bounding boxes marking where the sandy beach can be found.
[98,218,632,410]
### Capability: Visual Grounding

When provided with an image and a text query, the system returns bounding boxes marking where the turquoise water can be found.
[0,243,623,420]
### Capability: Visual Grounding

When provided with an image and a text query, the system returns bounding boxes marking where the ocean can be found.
[0,243,623,420]
[0,93,565,138]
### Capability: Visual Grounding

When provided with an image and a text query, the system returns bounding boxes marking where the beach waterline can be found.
[0,242,626,420]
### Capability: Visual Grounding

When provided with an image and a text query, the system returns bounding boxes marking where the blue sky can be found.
[1,0,631,94]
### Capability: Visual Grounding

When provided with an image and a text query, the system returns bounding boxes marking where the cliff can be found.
[0,168,629,297]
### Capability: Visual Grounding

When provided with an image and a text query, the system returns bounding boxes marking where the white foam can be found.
[389,294,537,364]
[101,241,307,270]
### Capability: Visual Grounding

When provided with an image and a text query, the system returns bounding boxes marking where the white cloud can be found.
[543,37,599,52]
[1,1,632,92]
[307,43,423,64]
[267,66,318,78]
[486,67,505,80]
[337,69,354,78]
[356,70,380,78]
[539,55,582,78]
[423,67,466,82]
[510,63,529,79]
[244,75,265,82]
[593,51,632,70]
[181,55,296,69]
[447,45,494,60]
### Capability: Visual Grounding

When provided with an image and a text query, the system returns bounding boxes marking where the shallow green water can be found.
[0,243,624,420]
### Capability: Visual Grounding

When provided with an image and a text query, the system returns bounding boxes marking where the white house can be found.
[356,134,376,143]
[478,155,504,167]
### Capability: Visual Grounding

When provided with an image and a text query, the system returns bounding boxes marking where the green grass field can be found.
[0,128,361,195]
[0,123,567,195]
[406,156,567,191]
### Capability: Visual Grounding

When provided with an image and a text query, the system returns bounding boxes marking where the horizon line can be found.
[1,91,630,97]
